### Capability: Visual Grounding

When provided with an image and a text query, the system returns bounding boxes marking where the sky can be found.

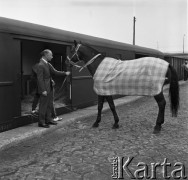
[0,0,187,53]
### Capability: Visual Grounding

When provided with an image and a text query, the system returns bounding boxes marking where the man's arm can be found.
[48,63,70,76]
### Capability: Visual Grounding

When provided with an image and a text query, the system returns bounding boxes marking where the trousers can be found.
[32,90,57,118]
[38,89,53,124]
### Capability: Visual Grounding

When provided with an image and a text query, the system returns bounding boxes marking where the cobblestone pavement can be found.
[0,84,188,180]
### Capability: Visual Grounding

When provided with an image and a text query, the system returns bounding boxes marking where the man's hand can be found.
[42,91,47,96]
[66,71,71,76]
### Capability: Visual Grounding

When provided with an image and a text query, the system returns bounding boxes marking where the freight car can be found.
[0,17,182,132]
[164,54,188,81]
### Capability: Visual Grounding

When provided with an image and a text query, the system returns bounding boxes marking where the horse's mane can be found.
[82,43,99,52]
[82,43,106,58]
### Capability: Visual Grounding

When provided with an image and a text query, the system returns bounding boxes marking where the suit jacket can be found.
[31,63,38,80]
[36,59,67,94]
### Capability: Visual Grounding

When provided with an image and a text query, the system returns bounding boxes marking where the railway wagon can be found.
[0,17,166,132]
[164,54,187,81]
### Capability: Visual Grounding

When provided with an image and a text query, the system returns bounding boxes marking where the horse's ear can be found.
[74,40,77,46]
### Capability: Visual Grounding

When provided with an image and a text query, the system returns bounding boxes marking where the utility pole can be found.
[183,34,185,53]
[133,16,136,45]
[157,41,159,50]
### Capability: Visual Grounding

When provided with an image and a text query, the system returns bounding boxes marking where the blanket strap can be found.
[79,53,101,72]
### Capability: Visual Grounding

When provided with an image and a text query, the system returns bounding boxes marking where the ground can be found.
[0,83,188,180]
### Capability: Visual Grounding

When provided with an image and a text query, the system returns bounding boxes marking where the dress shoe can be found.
[38,124,50,128]
[53,117,60,121]
[31,109,38,114]
[47,121,57,125]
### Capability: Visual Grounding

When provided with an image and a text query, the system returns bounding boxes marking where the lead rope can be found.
[54,76,68,100]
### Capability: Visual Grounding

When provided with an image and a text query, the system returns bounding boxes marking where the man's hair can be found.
[40,49,51,56]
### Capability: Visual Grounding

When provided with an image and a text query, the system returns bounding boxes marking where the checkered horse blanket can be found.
[93,57,169,96]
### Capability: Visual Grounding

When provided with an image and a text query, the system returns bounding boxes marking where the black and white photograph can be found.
[0,0,187,179]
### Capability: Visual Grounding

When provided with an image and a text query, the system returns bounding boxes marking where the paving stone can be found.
[83,171,110,180]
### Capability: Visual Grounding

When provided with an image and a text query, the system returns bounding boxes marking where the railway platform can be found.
[0,80,186,151]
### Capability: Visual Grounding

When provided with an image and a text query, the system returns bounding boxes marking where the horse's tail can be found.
[168,64,179,117]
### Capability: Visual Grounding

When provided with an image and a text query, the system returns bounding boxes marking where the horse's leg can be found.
[106,96,120,129]
[153,92,166,134]
[92,95,105,128]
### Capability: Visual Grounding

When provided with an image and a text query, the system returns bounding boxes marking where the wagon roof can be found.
[165,53,188,60]
[0,17,163,56]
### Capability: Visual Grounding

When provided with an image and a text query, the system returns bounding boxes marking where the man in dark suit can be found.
[31,65,57,118]
[182,60,188,81]
[36,49,70,128]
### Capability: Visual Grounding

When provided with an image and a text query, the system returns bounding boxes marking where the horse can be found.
[67,40,179,134]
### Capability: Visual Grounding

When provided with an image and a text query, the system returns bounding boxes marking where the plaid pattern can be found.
[93,57,169,96]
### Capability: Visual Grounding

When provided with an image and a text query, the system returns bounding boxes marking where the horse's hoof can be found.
[92,123,99,128]
[153,129,160,134]
[153,126,161,134]
[112,124,119,129]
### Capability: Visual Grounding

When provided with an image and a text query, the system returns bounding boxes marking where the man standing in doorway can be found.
[182,60,188,81]
[37,49,70,128]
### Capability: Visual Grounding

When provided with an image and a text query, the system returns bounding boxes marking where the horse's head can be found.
[67,40,101,64]
[67,40,104,74]
[66,40,83,66]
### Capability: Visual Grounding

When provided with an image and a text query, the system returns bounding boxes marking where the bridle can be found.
[67,43,101,72]
[67,44,82,66]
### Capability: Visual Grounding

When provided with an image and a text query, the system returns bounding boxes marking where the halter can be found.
[67,44,82,66]
[67,43,101,72]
